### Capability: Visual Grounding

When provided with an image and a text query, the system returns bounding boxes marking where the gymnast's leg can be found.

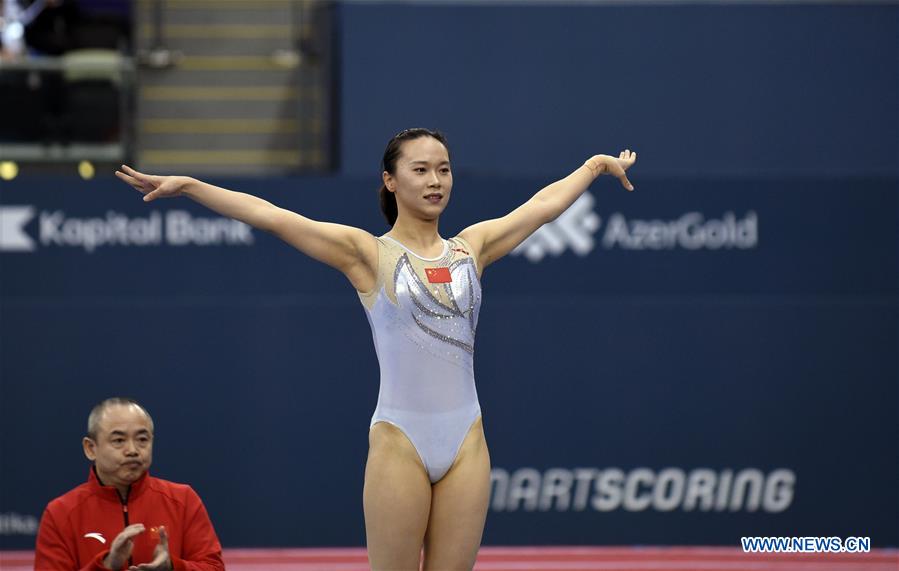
[364,421,432,571]
[422,418,491,571]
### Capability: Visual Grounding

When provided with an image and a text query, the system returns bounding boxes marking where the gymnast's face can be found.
[384,136,453,222]
[83,404,154,490]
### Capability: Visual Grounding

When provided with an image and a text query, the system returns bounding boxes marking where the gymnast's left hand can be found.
[128,526,172,571]
[588,150,637,191]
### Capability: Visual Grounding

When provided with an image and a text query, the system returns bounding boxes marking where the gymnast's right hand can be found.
[115,165,189,202]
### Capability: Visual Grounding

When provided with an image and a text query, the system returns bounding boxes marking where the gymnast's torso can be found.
[358,234,482,483]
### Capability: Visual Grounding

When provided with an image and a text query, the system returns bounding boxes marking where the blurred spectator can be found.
[1,0,129,144]
[1,0,130,58]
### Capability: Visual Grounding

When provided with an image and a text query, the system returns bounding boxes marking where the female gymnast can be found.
[116,128,636,570]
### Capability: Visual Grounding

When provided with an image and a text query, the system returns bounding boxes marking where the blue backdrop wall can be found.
[1,1,897,551]
[338,3,898,179]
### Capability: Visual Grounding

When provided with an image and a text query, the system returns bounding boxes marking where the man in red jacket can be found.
[34,397,225,571]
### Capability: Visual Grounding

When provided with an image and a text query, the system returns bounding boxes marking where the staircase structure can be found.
[133,0,333,175]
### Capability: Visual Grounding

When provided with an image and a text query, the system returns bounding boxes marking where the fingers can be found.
[127,529,169,571]
[120,164,148,182]
[116,169,160,201]
[115,524,146,543]
[105,524,146,570]
[109,523,145,560]
[115,170,146,192]
[127,551,167,570]
[117,164,169,201]
[155,526,170,555]
[114,170,135,185]
[150,526,170,560]
[115,170,158,199]
[614,149,637,188]
[119,165,158,194]
[612,155,634,191]
[158,526,169,549]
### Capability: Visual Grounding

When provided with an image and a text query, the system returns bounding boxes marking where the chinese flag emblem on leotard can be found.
[425,267,452,283]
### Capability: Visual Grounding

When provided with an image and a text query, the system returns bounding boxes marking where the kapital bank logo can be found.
[0,205,254,253]
[0,206,35,251]
[511,192,759,262]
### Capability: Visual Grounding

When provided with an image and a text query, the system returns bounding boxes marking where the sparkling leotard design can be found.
[358,235,482,483]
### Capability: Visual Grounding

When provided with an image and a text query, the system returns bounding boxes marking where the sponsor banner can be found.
[0,513,38,536]
[0,209,253,253]
[2,176,895,297]
[490,467,794,513]
[511,193,758,261]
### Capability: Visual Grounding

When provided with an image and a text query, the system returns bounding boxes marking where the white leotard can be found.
[358,235,482,483]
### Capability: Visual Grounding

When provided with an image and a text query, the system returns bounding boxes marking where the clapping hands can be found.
[103,524,172,571]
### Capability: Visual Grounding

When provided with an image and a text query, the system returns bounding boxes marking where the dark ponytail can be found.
[379,128,451,227]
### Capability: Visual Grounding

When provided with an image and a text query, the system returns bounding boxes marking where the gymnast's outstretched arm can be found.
[114,165,377,290]
[458,150,636,271]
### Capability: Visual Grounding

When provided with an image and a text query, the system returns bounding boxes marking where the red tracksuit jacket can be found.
[34,468,224,571]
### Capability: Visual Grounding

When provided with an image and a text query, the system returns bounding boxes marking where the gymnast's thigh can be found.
[364,421,432,571]
[422,418,491,571]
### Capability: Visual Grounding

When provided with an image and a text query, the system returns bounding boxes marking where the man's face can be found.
[83,404,154,488]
